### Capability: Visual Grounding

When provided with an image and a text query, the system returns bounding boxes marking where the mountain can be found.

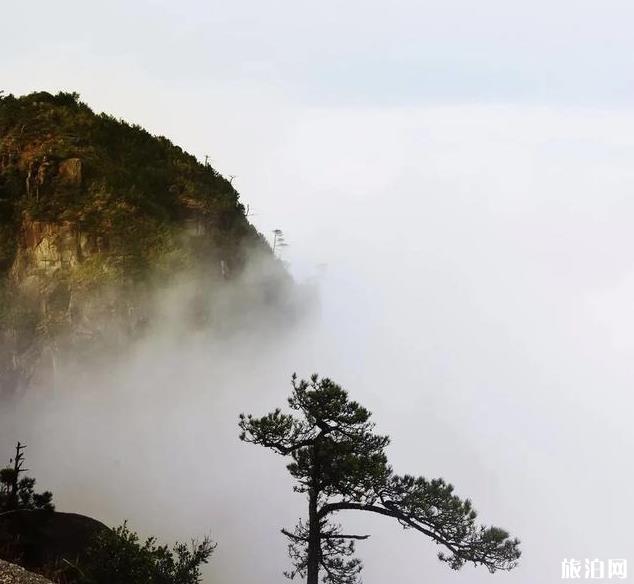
[0,91,293,395]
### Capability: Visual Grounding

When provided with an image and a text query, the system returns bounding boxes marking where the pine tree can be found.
[0,442,54,513]
[239,374,520,584]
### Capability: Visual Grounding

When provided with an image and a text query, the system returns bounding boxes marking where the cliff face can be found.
[0,91,290,395]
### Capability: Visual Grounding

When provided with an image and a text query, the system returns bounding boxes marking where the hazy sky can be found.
[2,2,634,584]
[3,0,634,106]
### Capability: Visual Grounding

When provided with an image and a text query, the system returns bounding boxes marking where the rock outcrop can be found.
[0,91,293,395]
[0,560,54,584]
[0,510,108,574]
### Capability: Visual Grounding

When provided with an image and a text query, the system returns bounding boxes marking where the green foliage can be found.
[0,444,54,513]
[0,472,53,514]
[0,90,267,280]
[240,374,521,584]
[77,522,215,584]
[0,91,286,394]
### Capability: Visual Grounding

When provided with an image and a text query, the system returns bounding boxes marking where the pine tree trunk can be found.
[307,488,320,584]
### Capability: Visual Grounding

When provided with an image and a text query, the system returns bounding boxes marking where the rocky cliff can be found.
[0,91,291,395]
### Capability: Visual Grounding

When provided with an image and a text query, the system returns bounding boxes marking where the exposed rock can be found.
[13,219,84,279]
[0,510,109,573]
[0,560,53,584]
[0,91,294,396]
[56,158,81,187]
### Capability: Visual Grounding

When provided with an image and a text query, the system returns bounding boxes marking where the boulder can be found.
[0,559,54,584]
[0,510,109,572]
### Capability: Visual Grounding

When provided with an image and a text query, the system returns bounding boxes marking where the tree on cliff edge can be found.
[239,374,520,584]
[0,442,54,513]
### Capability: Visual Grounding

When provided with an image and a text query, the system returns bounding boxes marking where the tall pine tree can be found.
[239,374,520,584]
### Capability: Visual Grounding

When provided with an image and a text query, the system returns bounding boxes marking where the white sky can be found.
[2,2,634,583]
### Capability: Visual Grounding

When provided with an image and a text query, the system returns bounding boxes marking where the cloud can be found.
[3,102,634,583]
[3,3,634,577]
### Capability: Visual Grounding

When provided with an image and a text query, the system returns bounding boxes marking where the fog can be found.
[2,103,634,584]
[3,0,634,579]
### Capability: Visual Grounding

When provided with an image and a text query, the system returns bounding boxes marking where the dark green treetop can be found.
[0,442,54,514]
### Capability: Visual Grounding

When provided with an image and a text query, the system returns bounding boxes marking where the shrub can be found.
[77,522,215,584]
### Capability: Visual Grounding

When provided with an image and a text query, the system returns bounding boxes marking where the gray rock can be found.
[0,560,53,584]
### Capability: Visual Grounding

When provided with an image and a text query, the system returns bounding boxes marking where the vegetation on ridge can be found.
[0,443,214,584]
[0,443,54,514]
[0,91,291,395]
[0,90,266,279]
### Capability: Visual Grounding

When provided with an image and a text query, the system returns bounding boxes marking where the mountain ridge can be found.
[0,91,293,395]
